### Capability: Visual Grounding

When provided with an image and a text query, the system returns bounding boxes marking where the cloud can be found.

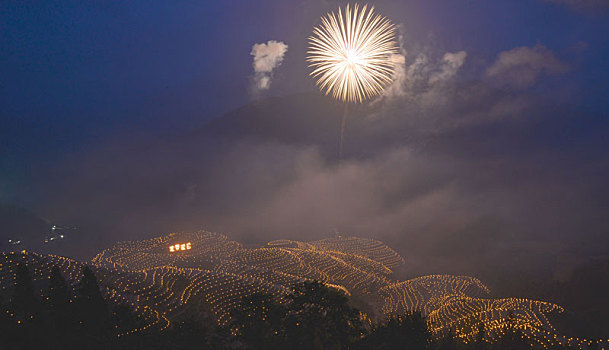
[377,50,467,103]
[376,25,468,103]
[378,27,408,100]
[31,100,608,280]
[377,43,567,131]
[486,44,568,89]
[372,48,471,129]
[429,51,467,85]
[250,40,288,93]
[380,52,407,99]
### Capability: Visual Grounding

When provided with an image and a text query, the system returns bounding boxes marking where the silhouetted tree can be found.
[47,266,70,313]
[496,312,530,350]
[75,265,109,341]
[437,328,457,350]
[0,295,16,347]
[546,345,579,350]
[111,303,140,336]
[231,292,287,349]
[475,322,487,350]
[283,281,365,350]
[166,318,226,350]
[11,263,38,319]
[358,312,431,350]
[7,261,46,350]
[43,265,74,349]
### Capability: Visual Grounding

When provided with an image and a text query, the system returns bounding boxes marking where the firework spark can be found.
[307,4,399,103]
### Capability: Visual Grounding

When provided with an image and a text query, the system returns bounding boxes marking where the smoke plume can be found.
[250,40,288,94]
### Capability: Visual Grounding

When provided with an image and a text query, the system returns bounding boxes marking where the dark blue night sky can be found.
[2,1,607,161]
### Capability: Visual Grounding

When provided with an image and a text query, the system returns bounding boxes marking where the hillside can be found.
[2,231,606,348]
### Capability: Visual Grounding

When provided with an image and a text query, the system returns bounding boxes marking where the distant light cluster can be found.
[1,232,607,349]
[169,242,191,253]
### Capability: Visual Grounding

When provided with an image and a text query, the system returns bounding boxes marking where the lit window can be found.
[169,242,192,253]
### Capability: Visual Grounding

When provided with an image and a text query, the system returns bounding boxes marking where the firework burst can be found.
[307,4,399,103]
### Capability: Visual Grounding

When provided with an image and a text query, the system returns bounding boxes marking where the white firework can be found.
[307,3,399,103]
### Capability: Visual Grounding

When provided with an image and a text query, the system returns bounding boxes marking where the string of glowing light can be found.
[2,235,609,348]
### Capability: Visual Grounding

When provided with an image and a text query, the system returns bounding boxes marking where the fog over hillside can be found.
[14,83,605,272]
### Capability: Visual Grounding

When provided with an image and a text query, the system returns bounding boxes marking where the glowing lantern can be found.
[169,242,192,253]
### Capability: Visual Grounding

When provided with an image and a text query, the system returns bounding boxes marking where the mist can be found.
[18,76,607,299]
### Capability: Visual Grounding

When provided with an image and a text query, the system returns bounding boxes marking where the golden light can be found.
[6,232,602,348]
[169,242,191,253]
[307,3,399,103]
